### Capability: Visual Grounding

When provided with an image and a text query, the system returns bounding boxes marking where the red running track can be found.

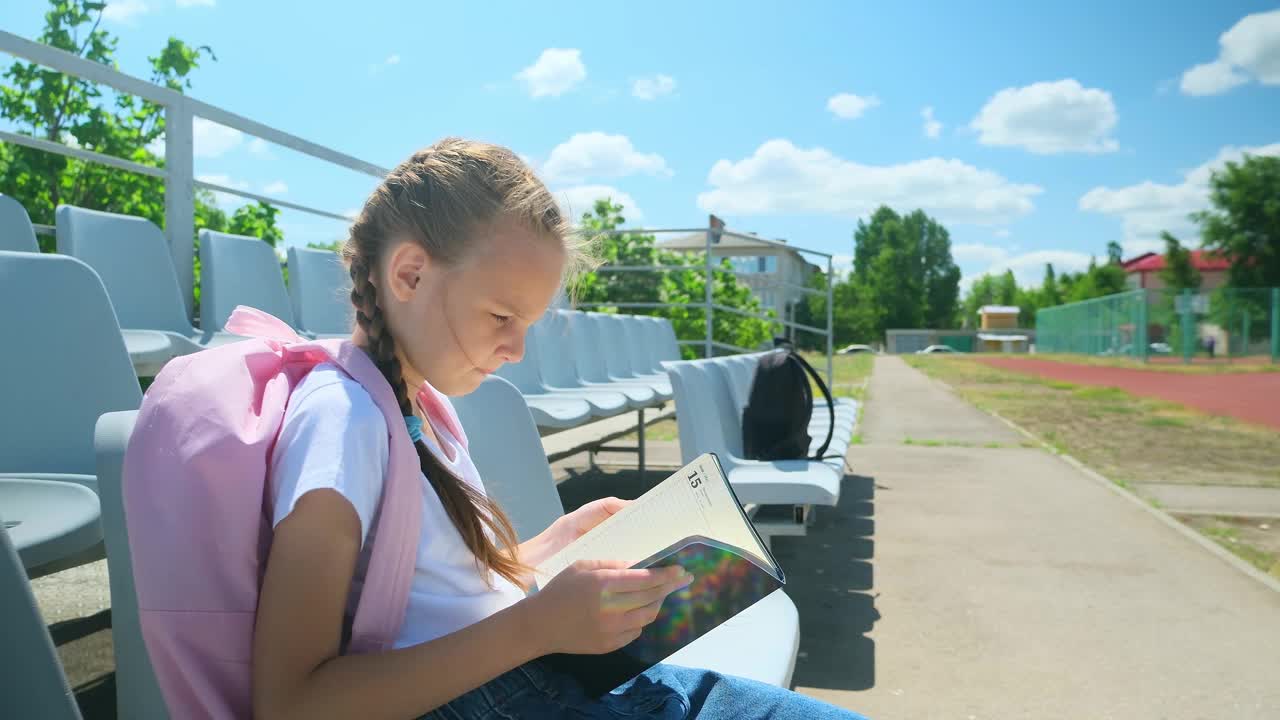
[974,357,1280,430]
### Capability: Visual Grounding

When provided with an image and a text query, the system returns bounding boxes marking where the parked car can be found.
[1149,342,1172,355]
[837,344,879,355]
[917,345,960,354]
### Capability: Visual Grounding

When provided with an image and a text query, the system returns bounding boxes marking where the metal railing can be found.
[574,225,836,384]
[0,29,384,316]
[2,30,836,380]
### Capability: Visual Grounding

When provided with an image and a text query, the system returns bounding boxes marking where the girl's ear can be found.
[384,241,430,303]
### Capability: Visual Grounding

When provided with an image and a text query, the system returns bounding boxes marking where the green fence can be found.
[938,333,975,352]
[1036,287,1280,363]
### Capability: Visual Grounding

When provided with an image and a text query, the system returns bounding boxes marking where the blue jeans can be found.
[420,659,868,719]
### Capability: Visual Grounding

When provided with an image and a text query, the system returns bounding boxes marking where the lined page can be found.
[534,454,771,586]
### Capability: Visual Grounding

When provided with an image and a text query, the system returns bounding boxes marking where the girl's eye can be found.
[491,313,511,326]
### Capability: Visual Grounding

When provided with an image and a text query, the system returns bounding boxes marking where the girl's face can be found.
[380,216,566,397]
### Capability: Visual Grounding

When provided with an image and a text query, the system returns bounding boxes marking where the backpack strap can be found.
[788,350,835,460]
[331,341,424,653]
[274,337,424,654]
[225,306,422,652]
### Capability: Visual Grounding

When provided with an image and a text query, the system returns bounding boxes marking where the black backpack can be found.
[741,344,835,461]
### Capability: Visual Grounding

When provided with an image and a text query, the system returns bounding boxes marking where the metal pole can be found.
[1242,306,1250,360]
[165,99,196,321]
[704,228,714,358]
[1180,288,1194,364]
[826,257,834,386]
[1141,288,1152,361]
[1271,288,1279,364]
[637,408,645,478]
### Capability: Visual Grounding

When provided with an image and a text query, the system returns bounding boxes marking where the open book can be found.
[534,453,785,697]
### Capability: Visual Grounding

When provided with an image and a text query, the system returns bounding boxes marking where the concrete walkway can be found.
[801,356,1280,719]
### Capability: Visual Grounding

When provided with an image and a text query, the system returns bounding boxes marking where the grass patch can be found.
[799,352,873,445]
[619,418,680,443]
[1072,386,1129,402]
[906,355,1280,489]
[1183,516,1280,575]
[1094,403,1139,415]
[800,351,873,399]
[1143,415,1190,428]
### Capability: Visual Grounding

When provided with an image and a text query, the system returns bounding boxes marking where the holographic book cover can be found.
[539,456,786,697]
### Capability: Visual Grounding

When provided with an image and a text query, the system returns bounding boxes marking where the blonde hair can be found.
[341,138,591,588]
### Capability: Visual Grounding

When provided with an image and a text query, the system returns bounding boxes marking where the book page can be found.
[534,454,772,587]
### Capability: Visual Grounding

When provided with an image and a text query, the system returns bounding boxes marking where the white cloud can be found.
[632,74,676,100]
[994,228,1011,238]
[953,243,1012,266]
[1079,142,1280,250]
[177,0,216,7]
[696,139,1041,225]
[831,254,854,276]
[827,93,880,119]
[263,180,288,195]
[343,208,361,220]
[959,246,1093,289]
[515,48,586,98]
[248,137,271,156]
[970,79,1119,154]
[555,185,644,223]
[102,0,149,22]
[1180,60,1248,96]
[193,117,243,158]
[368,53,402,75]
[195,173,246,188]
[1181,9,1280,96]
[921,106,942,139]
[542,132,670,184]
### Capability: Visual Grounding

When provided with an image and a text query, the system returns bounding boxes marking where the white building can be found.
[656,231,822,322]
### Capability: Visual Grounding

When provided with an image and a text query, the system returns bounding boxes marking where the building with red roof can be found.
[1122,250,1231,291]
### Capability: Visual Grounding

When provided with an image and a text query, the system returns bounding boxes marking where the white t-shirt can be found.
[267,363,526,649]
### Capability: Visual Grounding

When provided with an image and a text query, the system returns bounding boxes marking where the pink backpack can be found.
[123,307,431,718]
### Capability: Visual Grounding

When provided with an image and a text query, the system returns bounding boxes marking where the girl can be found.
[252,137,868,720]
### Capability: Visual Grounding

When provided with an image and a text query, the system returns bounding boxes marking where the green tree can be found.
[996,269,1018,305]
[227,202,283,247]
[1041,263,1061,307]
[1193,153,1280,288]
[1158,231,1201,292]
[961,274,999,327]
[0,0,281,300]
[1063,256,1127,303]
[574,199,773,358]
[960,270,1028,327]
[1106,240,1124,265]
[913,210,962,328]
[847,205,960,338]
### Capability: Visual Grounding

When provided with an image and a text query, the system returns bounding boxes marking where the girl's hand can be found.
[527,559,693,655]
[550,497,630,550]
[514,498,632,589]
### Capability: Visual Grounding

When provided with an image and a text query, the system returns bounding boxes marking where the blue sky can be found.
[2,0,1278,287]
